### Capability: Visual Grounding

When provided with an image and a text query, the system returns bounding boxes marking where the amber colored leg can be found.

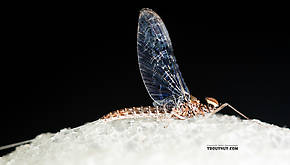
[211,103,250,120]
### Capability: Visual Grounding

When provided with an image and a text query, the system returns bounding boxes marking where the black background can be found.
[1,6,289,156]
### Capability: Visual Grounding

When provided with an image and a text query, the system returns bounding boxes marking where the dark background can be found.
[1,7,289,156]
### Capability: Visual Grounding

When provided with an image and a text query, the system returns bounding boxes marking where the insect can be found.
[101,8,249,121]
[0,9,253,152]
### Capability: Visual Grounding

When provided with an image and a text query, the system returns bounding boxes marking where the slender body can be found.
[101,96,219,120]
[102,8,249,121]
[101,96,248,121]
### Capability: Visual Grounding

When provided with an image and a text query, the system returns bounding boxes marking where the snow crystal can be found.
[1,114,290,165]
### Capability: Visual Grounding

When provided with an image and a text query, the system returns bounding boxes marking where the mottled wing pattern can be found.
[137,8,190,106]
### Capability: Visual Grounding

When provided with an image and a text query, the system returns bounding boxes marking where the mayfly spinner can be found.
[101,8,250,121]
[0,8,252,152]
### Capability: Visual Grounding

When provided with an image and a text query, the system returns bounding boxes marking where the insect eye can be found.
[205,97,219,108]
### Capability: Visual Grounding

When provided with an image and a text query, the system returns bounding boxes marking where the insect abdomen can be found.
[101,106,171,120]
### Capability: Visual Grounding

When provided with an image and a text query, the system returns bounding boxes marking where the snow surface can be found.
[1,114,290,165]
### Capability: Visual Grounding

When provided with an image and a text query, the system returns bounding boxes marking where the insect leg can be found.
[210,103,250,120]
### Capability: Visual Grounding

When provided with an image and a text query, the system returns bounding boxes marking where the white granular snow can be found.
[0,115,290,165]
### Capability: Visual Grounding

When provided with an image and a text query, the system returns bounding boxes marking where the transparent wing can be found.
[137,8,190,106]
